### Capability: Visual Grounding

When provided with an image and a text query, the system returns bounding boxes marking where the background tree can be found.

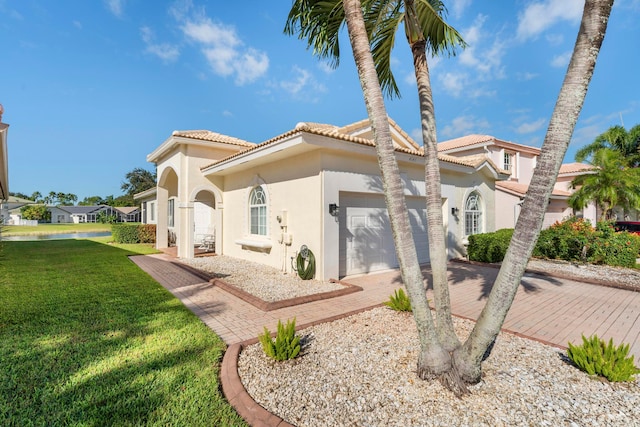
[575,124,640,167]
[121,168,156,197]
[79,196,105,206]
[30,191,42,202]
[20,205,50,222]
[569,148,640,220]
[288,0,614,390]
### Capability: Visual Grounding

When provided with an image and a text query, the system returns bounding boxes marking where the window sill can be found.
[235,238,272,250]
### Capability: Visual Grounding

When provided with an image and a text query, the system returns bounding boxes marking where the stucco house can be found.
[145,118,509,280]
[438,134,598,229]
[134,187,158,225]
[0,104,9,201]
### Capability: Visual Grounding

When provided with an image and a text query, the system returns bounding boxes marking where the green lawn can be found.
[0,239,246,426]
[3,222,113,236]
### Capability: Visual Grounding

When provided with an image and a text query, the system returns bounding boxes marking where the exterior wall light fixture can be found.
[329,203,340,217]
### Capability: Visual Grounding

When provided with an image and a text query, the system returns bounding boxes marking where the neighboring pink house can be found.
[438,135,598,229]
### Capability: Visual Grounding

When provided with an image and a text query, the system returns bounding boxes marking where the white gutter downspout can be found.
[515,198,525,226]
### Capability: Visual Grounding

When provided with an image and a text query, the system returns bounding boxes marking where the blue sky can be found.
[2,0,639,202]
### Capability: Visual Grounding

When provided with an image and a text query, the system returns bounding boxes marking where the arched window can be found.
[464,192,482,236]
[249,186,267,236]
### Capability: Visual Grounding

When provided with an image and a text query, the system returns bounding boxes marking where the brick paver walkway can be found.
[130,253,640,360]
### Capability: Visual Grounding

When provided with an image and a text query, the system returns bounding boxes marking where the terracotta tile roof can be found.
[438,134,495,151]
[496,181,571,197]
[438,134,541,155]
[171,130,254,147]
[558,162,597,175]
[201,119,425,170]
[438,153,507,174]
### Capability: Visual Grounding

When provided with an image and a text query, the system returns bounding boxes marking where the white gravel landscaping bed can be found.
[238,307,640,427]
[182,255,345,302]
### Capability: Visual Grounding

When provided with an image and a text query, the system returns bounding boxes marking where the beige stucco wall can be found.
[219,150,323,276]
[445,169,497,257]
[495,190,521,229]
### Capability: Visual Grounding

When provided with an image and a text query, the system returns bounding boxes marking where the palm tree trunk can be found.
[410,36,460,352]
[342,0,451,376]
[454,0,614,384]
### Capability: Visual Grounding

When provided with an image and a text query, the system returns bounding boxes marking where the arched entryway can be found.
[193,190,216,254]
[157,167,179,249]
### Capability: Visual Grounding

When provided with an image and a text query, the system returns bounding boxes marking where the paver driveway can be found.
[131,254,640,360]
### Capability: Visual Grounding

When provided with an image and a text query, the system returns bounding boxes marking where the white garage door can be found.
[339,193,429,276]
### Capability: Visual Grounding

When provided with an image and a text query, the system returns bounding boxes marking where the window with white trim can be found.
[249,186,267,236]
[150,202,155,221]
[464,192,482,236]
[503,152,513,171]
[168,199,175,228]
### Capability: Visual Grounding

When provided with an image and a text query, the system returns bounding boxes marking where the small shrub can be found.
[533,217,593,261]
[467,228,514,263]
[138,224,156,244]
[567,334,640,382]
[112,224,157,244]
[384,288,412,312]
[259,318,301,361]
[111,223,139,243]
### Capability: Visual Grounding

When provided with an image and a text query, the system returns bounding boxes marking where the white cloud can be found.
[182,19,240,47]
[516,118,546,134]
[458,15,505,79]
[317,62,335,74]
[140,26,180,63]
[545,33,564,45]
[440,72,467,97]
[516,0,583,41]
[517,72,538,81]
[179,15,269,85]
[104,0,125,18]
[551,51,572,68]
[235,49,269,85]
[223,110,233,117]
[73,20,82,30]
[440,115,490,138]
[410,128,423,144]
[404,72,416,86]
[280,66,326,98]
[450,0,472,19]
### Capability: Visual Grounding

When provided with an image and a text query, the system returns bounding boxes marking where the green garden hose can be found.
[296,249,315,280]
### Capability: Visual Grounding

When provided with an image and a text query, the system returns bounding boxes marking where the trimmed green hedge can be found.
[467,217,640,268]
[467,228,514,263]
[112,224,156,244]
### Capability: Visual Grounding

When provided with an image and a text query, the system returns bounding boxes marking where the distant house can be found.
[48,205,141,223]
[1,196,33,225]
[0,104,9,201]
[438,135,598,229]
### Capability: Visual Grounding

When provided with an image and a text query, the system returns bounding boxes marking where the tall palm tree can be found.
[340,0,453,378]
[287,0,614,388]
[286,0,466,355]
[453,0,614,383]
[576,124,640,167]
[569,148,640,220]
